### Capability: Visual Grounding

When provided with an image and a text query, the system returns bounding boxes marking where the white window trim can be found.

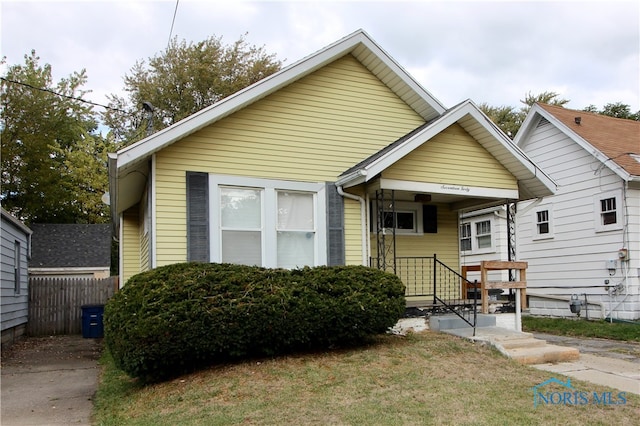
[209,174,327,267]
[532,205,554,240]
[594,190,623,233]
[460,216,495,254]
[371,201,424,236]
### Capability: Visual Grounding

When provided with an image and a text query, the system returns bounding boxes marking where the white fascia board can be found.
[518,105,631,182]
[379,178,520,200]
[116,29,446,171]
[359,100,555,195]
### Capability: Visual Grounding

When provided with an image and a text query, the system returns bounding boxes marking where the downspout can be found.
[336,185,368,266]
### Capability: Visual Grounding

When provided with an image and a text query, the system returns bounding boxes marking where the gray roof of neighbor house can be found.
[29,224,111,269]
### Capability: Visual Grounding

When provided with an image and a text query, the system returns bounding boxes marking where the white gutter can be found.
[336,185,368,266]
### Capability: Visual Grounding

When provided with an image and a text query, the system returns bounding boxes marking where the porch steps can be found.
[432,316,580,365]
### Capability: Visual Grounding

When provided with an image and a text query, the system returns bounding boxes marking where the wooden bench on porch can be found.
[462,260,528,314]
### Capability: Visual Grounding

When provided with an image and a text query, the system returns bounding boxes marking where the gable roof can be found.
[109,29,446,217]
[515,103,640,181]
[1,208,32,236]
[29,224,111,269]
[337,99,556,201]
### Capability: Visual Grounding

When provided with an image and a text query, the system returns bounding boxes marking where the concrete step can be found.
[497,337,548,350]
[429,314,496,331]
[506,344,580,365]
[438,325,581,365]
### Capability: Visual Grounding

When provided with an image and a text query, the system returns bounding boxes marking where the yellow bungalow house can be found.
[108,30,555,309]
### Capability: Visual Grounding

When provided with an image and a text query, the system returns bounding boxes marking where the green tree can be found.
[103,34,282,145]
[480,91,571,138]
[1,51,113,224]
[584,102,640,120]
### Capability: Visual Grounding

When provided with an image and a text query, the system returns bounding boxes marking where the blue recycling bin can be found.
[81,304,105,338]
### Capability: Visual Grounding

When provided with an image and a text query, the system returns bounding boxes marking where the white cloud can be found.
[2,0,638,113]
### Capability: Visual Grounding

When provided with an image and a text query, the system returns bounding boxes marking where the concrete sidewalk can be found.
[530,333,640,395]
[1,335,102,426]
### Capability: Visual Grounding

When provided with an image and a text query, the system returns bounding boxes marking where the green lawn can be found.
[522,316,640,342]
[93,330,639,425]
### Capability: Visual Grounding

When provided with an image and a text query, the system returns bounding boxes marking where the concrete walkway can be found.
[440,325,640,395]
[530,333,640,395]
[394,318,639,395]
[1,335,102,426]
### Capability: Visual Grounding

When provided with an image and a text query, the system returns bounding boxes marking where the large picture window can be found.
[210,175,327,268]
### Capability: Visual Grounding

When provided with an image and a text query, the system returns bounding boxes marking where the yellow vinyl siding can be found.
[154,55,425,266]
[369,203,460,299]
[122,206,141,284]
[383,124,518,189]
[344,197,363,265]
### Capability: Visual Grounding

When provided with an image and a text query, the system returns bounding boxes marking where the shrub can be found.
[104,263,405,382]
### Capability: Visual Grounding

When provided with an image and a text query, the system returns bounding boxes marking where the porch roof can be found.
[336,100,557,202]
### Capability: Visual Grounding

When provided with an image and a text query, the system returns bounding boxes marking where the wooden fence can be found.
[27,276,118,336]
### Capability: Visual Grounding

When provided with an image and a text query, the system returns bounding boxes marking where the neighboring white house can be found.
[513,103,640,320]
[1,208,32,346]
[459,205,511,285]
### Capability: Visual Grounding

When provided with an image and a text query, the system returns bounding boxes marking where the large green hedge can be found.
[104,263,405,382]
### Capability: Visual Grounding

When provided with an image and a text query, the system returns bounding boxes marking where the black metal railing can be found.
[370,254,478,329]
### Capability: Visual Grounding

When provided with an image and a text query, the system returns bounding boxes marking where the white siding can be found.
[517,121,640,320]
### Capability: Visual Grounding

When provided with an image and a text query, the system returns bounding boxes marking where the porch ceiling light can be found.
[414,193,432,203]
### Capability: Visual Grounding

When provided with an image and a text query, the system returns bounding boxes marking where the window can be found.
[460,223,472,251]
[600,197,616,225]
[277,191,315,268]
[594,191,623,232]
[14,241,21,294]
[210,175,326,268]
[476,220,492,249]
[372,201,424,235]
[459,216,494,253]
[383,211,416,231]
[536,210,549,234]
[532,206,554,240]
[220,187,262,265]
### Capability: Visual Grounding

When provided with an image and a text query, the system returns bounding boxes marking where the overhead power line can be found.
[167,0,180,49]
[0,76,129,114]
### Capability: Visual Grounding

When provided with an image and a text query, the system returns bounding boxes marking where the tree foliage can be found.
[480,90,639,137]
[583,102,640,120]
[102,34,282,145]
[1,51,114,224]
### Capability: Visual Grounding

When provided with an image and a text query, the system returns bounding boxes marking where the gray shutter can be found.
[326,182,345,266]
[186,172,209,262]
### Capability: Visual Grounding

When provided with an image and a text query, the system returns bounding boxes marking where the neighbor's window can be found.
[476,220,492,249]
[600,197,617,225]
[537,210,549,234]
[532,206,554,240]
[460,223,472,251]
[594,191,623,232]
[14,241,21,294]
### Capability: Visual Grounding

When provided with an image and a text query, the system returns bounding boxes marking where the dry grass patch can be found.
[94,331,639,425]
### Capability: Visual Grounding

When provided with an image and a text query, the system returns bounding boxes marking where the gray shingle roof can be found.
[29,224,111,268]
